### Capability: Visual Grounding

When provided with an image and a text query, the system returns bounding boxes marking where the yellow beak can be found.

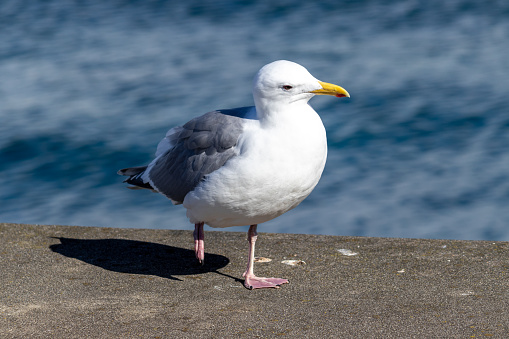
[311,81,350,98]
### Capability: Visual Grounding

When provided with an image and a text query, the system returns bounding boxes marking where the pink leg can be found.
[242,224,289,289]
[193,222,205,265]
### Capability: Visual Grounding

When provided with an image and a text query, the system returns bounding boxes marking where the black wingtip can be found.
[117,165,148,176]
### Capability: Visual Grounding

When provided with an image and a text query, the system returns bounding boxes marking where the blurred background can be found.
[1,0,509,240]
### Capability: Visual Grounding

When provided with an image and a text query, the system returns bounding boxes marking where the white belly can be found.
[183,107,327,227]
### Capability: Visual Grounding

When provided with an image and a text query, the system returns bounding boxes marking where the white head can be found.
[252,60,349,117]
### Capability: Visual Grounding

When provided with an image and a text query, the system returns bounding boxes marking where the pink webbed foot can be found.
[243,273,289,290]
[242,224,289,289]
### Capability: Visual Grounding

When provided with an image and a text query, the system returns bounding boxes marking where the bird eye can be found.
[282,85,293,91]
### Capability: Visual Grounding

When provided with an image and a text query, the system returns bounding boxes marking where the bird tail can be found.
[117,166,155,191]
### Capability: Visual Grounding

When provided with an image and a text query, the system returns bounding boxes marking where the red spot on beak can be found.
[336,93,347,98]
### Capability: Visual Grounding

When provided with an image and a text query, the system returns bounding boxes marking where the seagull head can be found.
[252,60,350,114]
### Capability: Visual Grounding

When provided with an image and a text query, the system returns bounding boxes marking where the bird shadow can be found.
[49,237,238,283]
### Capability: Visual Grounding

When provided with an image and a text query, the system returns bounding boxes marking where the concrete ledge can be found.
[1,223,508,337]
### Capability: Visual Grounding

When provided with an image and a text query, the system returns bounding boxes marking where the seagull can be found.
[118,60,350,289]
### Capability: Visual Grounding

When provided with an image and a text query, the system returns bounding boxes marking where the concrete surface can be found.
[1,222,508,338]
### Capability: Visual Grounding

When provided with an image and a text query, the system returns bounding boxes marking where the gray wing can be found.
[148,108,251,203]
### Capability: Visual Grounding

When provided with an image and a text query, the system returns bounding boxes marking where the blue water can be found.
[2,1,509,241]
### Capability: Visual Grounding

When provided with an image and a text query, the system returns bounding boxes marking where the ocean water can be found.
[1,0,509,241]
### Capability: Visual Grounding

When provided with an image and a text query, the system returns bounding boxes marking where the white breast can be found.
[183,104,327,228]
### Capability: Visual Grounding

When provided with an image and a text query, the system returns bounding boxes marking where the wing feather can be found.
[147,110,247,203]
